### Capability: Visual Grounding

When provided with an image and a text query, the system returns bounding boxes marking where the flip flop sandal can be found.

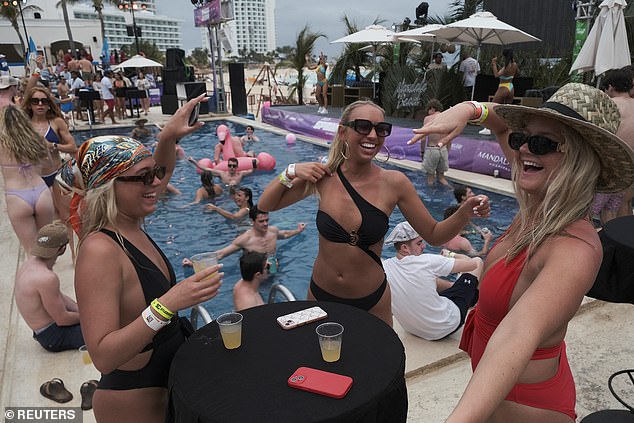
[80,379,98,410]
[39,378,73,403]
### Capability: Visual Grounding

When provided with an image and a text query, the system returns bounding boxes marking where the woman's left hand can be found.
[408,103,474,147]
[461,195,491,219]
[158,95,206,142]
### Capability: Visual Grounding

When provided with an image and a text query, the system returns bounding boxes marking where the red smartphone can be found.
[288,367,353,399]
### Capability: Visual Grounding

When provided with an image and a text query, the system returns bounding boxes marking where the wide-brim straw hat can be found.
[495,83,634,193]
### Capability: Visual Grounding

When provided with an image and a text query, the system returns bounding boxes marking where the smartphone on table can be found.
[288,367,353,399]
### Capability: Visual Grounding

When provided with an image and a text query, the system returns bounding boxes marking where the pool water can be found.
[75,122,519,318]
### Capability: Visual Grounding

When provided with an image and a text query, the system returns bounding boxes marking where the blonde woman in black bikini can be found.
[492,49,519,104]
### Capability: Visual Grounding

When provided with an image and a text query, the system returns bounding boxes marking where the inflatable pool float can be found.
[196,124,276,172]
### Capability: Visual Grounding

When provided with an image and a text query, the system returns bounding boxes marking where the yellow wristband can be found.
[449,252,456,258]
[151,298,174,320]
[278,171,293,188]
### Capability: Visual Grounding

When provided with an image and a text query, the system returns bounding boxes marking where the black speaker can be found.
[161,94,178,115]
[166,48,185,68]
[178,82,206,100]
[228,63,246,115]
[126,25,134,36]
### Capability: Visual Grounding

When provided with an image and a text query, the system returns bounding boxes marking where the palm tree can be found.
[66,0,112,47]
[56,0,77,58]
[329,15,390,87]
[289,26,324,105]
[449,0,484,20]
[0,3,42,57]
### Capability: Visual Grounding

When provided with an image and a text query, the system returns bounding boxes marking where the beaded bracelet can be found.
[151,298,175,320]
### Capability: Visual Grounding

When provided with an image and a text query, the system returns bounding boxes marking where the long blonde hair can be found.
[305,100,385,195]
[506,125,601,260]
[0,105,49,163]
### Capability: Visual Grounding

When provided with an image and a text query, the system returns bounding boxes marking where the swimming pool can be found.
[75,122,519,318]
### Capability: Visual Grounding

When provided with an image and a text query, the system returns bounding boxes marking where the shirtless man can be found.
[214,208,306,274]
[14,222,84,352]
[188,156,256,188]
[594,68,634,222]
[421,99,451,185]
[442,205,493,257]
[233,251,267,311]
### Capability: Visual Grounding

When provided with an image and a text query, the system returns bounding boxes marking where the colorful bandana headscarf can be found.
[56,136,152,234]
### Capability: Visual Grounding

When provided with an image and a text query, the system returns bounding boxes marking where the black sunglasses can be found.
[30,97,50,105]
[508,132,564,155]
[228,163,238,168]
[341,119,392,137]
[116,165,166,186]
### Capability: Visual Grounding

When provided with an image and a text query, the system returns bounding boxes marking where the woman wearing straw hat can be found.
[408,83,634,422]
[60,96,222,422]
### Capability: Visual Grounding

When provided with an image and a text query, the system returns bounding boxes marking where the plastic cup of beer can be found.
[190,252,218,281]
[79,345,92,365]
[217,312,243,350]
[316,322,344,363]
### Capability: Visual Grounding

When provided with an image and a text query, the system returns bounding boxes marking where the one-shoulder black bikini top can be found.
[316,167,389,266]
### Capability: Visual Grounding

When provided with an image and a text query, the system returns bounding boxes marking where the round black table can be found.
[167,301,407,423]
[589,216,634,304]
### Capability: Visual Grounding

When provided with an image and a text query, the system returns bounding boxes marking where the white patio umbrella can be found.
[570,0,631,77]
[331,25,397,98]
[428,11,541,99]
[112,54,163,71]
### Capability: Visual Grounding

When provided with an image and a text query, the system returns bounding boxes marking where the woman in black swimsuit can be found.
[259,100,490,326]
[69,96,222,423]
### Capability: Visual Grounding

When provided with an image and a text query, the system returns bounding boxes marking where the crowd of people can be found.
[2,45,634,423]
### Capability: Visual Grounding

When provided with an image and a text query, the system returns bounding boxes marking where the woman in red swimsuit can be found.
[409,84,634,422]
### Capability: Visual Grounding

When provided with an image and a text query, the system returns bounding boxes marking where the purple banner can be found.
[262,105,511,179]
[194,0,221,27]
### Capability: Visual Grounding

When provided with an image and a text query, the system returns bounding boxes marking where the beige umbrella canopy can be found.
[332,25,397,98]
[112,54,163,71]
[427,12,541,99]
[570,0,632,76]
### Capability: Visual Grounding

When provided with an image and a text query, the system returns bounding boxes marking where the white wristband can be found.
[286,163,296,179]
[142,306,170,331]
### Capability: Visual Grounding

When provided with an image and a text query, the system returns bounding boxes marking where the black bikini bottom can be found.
[309,276,387,311]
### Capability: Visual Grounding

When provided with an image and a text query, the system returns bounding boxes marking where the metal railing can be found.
[189,304,213,330]
[267,283,297,303]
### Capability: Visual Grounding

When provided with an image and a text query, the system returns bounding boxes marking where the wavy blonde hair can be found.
[0,105,49,163]
[506,125,601,260]
[305,100,385,195]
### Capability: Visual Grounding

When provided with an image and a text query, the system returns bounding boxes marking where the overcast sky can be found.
[156,0,451,59]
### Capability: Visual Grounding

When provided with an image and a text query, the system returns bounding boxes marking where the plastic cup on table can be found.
[316,322,344,362]
[217,312,243,350]
[79,345,92,365]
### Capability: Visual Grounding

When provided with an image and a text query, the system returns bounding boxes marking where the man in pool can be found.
[183,207,306,273]
[188,156,257,189]
[233,251,267,311]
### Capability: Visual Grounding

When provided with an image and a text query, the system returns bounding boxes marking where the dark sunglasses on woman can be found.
[116,165,167,186]
[341,119,392,137]
[30,97,51,105]
[508,132,564,155]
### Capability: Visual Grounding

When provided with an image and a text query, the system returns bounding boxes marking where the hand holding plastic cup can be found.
[190,252,219,282]
[217,312,243,350]
[316,322,344,362]
[79,345,92,365]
